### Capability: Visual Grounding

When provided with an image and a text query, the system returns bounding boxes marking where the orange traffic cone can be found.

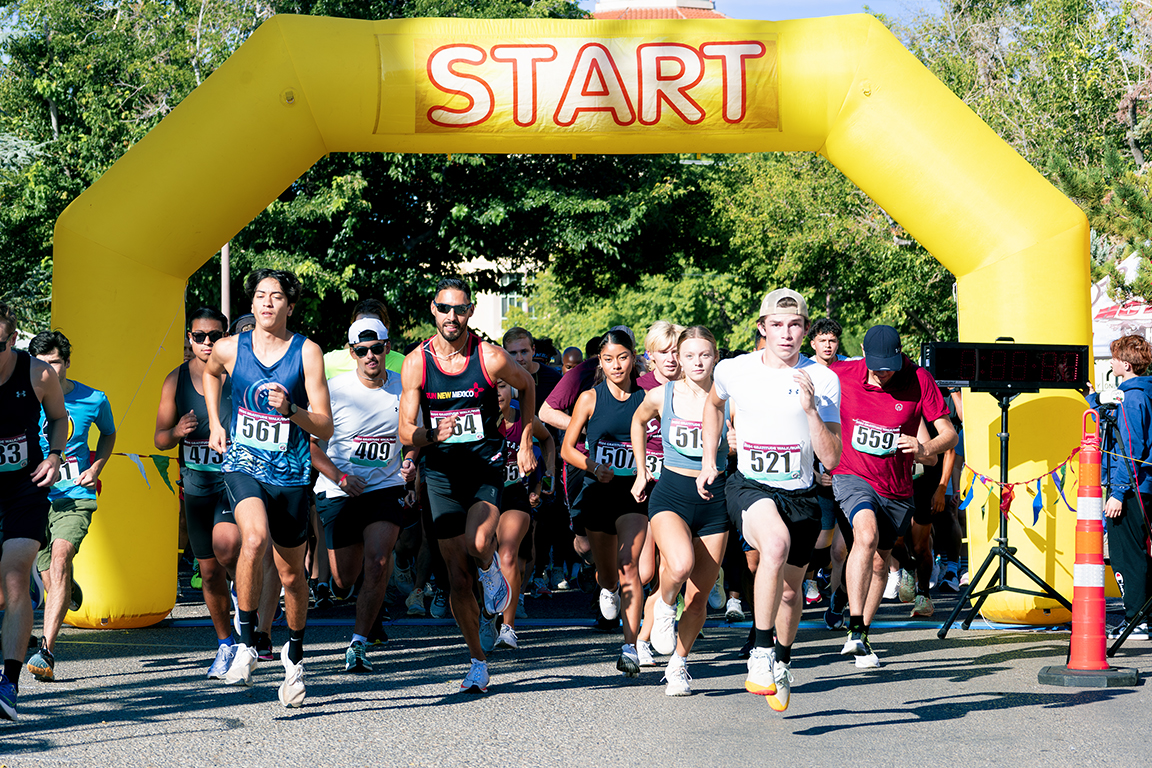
[1039,410,1137,687]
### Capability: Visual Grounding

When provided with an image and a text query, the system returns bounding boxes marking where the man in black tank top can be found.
[399,278,538,694]
[0,302,69,720]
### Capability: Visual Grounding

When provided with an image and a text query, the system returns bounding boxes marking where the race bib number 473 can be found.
[183,439,225,472]
[742,442,801,484]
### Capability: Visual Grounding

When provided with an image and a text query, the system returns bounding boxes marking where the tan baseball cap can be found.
[758,288,809,319]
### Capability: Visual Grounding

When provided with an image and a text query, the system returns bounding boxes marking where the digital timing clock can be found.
[921,342,1088,392]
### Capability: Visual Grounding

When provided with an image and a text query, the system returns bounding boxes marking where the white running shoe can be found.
[767,659,794,712]
[495,624,519,650]
[897,569,916,603]
[637,639,656,667]
[617,644,640,678]
[405,587,426,617]
[459,659,489,693]
[277,644,305,708]
[599,585,621,621]
[206,643,236,680]
[708,567,725,610]
[855,652,881,669]
[430,586,449,619]
[479,611,499,653]
[391,564,415,597]
[803,579,821,605]
[725,597,744,622]
[224,643,257,687]
[516,593,528,619]
[663,657,692,696]
[477,554,511,615]
[651,597,678,656]
[883,569,900,601]
[745,647,776,695]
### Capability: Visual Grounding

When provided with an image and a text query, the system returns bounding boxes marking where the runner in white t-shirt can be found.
[310,319,416,673]
[697,289,841,712]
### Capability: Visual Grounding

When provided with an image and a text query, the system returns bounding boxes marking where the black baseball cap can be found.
[862,325,903,371]
[230,313,256,335]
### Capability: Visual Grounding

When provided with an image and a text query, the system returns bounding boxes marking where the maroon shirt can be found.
[547,359,599,457]
[830,355,949,499]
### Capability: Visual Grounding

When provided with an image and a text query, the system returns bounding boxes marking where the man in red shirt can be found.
[830,326,957,668]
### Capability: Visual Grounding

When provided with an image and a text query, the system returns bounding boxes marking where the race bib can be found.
[430,408,482,444]
[594,439,636,476]
[183,439,225,472]
[851,421,901,457]
[645,450,663,479]
[742,441,802,484]
[0,435,29,473]
[504,454,522,486]
[235,407,290,453]
[350,435,396,468]
[52,455,82,490]
[669,418,703,458]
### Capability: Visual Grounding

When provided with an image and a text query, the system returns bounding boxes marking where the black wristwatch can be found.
[288,402,298,417]
[48,449,63,459]
[427,426,438,445]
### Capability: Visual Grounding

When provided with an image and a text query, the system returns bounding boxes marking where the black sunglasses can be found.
[433,301,473,315]
[352,342,387,357]
[190,330,225,343]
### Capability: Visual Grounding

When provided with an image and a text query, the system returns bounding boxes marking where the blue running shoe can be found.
[27,644,54,682]
[0,673,17,720]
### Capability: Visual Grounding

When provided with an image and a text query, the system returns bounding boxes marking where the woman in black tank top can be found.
[560,329,649,678]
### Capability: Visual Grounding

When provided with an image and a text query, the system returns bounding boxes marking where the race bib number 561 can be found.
[235,407,290,453]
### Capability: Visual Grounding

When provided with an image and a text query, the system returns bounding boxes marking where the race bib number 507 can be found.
[594,439,636,476]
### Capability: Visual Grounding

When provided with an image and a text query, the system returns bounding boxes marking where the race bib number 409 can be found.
[851,421,900,457]
[235,407,290,453]
[430,408,483,444]
[350,436,396,467]
[594,439,636,476]
[742,442,802,484]
[0,435,29,472]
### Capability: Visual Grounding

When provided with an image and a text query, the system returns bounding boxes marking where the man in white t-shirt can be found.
[309,319,416,673]
[698,288,842,712]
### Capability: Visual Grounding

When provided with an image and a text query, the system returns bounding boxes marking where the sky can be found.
[576,0,936,20]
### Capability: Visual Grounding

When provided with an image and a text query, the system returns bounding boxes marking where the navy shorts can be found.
[573,475,648,534]
[423,465,502,540]
[648,469,729,537]
[223,472,311,548]
[316,485,406,550]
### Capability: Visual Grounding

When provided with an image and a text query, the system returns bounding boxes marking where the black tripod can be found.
[937,390,1072,639]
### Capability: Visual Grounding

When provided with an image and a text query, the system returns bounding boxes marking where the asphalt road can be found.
[0,584,1148,767]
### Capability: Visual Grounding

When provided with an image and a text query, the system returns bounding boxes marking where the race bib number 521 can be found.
[741,442,802,484]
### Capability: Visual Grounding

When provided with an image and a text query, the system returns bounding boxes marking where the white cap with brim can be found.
[348,318,389,345]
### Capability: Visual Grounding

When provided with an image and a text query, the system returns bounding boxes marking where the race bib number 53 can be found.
[851,421,900,457]
[0,435,29,472]
[430,408,482,444]
[742,442,802,484]
[236,407,290,453]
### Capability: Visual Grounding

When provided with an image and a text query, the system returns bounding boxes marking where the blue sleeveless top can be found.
[223,331,310,486]
[660,381,729,472]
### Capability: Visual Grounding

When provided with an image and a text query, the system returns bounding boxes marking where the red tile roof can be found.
[592,8,729,19]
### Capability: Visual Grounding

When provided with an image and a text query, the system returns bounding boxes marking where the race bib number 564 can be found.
[430,408,483,444]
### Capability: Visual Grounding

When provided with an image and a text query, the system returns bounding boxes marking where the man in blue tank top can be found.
[24,331,116,684]
[0,302,69,720]
[204,270,333,708]
[399,277,538,694]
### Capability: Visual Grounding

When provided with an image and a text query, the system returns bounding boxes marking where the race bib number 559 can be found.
[851,421,900,457]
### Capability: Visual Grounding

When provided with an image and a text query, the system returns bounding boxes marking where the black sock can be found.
[810,546,831,570]
[848,615,865,633]
[238,609,258,647]
[4,659,21,692]
[754,627,775,649]
[287,628,305,665]
[746,624,756,643]
[775,641,792,664]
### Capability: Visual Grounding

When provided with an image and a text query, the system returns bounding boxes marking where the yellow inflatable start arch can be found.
[52,14,1088,627]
